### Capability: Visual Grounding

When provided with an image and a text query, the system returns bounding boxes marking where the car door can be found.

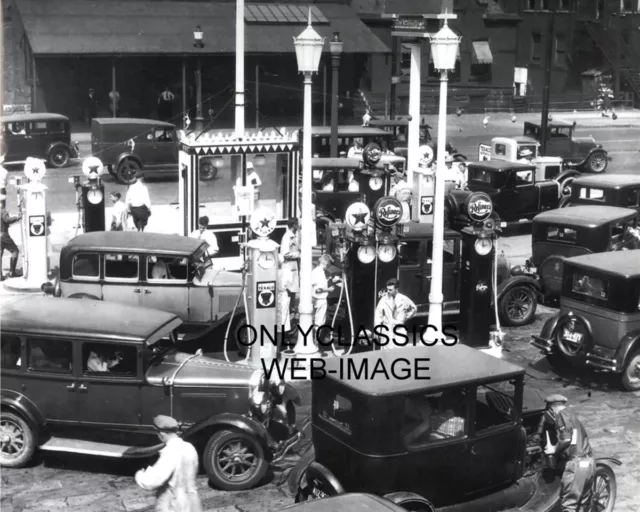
[101,253,143,307]
[140,255,190,322]
[150,127,178,168]
[512,169,539,218]
[75,340,143,438]
[22,336,78,430]
[4,122,32,161]
[62,252,102,299]
[29,120,50,157]
[398,239,425,310]
[545,127,572,159]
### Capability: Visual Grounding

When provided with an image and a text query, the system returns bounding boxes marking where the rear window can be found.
[72,253,100,278]
[572,272,609,300]
[547,226,577,243]
[578,187,604,200]
[318,392,353,435]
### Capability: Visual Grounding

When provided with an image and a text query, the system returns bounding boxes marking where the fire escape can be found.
[583,2,640,100]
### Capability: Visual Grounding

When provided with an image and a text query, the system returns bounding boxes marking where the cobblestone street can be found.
[1,307,639,512]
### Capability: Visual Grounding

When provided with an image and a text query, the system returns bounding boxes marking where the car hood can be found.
[146,351,255,387]
[195,267,243,286]
[572,135,597,145]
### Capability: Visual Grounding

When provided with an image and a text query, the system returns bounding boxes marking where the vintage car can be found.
[279,493,419,511]
[559,174,640,213]
[91,118,216,184]
[478,136,541,164]
[522,120,609,173]
[531,250,640,391]
[445,159,574,231]
[42,232,246,341]
[305,126,395,158]
[0,113,79,168]
[0,297,301,490]
[524,206,639,303]
[288,345,619,511]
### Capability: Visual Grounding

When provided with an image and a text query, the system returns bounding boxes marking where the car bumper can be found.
[531,335,622,372]
[531,334,553,353]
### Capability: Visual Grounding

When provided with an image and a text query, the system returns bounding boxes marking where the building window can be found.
[541,0,549,9]
[526,0,536,9]
[554,34,567,67]
[558,0,571,10]
[531,33,542,62]
[621,0,634,11]
[470,40,493,83]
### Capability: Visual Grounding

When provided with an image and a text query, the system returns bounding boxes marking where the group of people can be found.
[85,85,177,123]
[109,175,152,232]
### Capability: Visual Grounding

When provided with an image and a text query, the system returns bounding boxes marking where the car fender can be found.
[576,147,608,167]
[1,390,45,437]
[180,412,272,460]
[46,141,75,159]
[614,331,640,368]
[383,492,436,512]
[596,457,622,467]
[497,276,543,302]
[556,169,580,184]
[116,152,142,169]
[538,311,562,340]
[68,293,101,300]
[296,461,345,501]
[282,383,302,406]
[452,153,467,162]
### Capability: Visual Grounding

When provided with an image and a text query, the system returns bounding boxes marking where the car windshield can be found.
[469,168,504,188]
[517,145,536,160]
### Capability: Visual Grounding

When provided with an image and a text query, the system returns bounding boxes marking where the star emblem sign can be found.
[260,217,271,228]
[351,212,367,226]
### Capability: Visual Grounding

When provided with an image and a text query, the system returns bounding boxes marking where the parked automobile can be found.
[91,118,216,184]
[525,206,639,303]
[288,344,619,511]
[522,120,609,173]
[42,231,246,341]
[278,493,424,511]
[0,113,79,168]
[305,126,394,158]
[0,297,301,490]
[559,174,640,214]
[531,250,640,391]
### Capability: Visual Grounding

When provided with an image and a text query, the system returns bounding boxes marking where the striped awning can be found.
[472,41,493,65]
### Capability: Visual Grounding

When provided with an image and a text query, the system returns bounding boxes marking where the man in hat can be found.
[537,395,595,512]
[135,415,202,512]
[0,194,22,280]
[0,153,8,198]
[126,174,151,232]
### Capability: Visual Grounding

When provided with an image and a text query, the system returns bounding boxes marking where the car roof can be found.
[63,232,205,255]
[565,250,640,278]
[310,126,391,137]
[279,493,406,511]
[93,118,175,128]
[322,345,524,396]
[524,119,574,128]
[1,113,69,123]
[2,297,183,342]
[572,174,640,189]
[534,205,637,226]
[402,222,462,239]
[312,157,362,169]
[468,160,536,172]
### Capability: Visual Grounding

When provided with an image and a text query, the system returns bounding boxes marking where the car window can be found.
[610,220,633,249]
[426,240,456,264]
[398,241,421,266]
[547,226,577,243]
[572,272,608,300]
[474,380,517,433]
[155,128,173,142]
[578,187,604,200]
[515,170,533,185]
[550,127,570,138]
[403,389,468,448]
[104,253,139,281]
[7,122,27,136]
[72,253,100,279]
[31,121,48,134]
[1,335,22,369]
[27,338,72,374]
[543,165,561,180]
[318,393,353,435]
[470,168,493,184]
[83,342,137,376]
[48,121,65,133]
[495,143,507,156]
[147,255,188,282]
[625,187,640,208]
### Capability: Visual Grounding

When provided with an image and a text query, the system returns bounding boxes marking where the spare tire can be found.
[538,255,566,298]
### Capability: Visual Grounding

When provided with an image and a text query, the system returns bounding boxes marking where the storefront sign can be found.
[374,197,403,228]
[391,16,428,37]
[478,144,491,161]
[465,192,493,223]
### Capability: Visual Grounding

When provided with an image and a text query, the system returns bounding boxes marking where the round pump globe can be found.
[429,20,461,71]
[293,15,325,74]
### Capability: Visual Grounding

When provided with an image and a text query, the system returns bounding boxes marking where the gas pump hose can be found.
[493,237,504,340]
[329,270,356,357]
[223,264,251,363]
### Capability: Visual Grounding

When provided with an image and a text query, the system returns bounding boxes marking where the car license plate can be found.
[563,330,582,343]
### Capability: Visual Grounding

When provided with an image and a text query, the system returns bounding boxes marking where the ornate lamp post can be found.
[329,32,343,158]
[427,17,461,337]
[193,26,205,131]
[293,15,325,367]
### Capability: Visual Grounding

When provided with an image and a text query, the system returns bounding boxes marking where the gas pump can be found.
[416,145,436,223]
[3,158,49,292]
[458,192,504,357]
[70,157,106,233]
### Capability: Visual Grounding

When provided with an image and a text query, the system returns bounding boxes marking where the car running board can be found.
[39,437,163,458]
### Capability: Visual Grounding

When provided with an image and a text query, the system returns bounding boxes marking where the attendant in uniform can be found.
[0,153,8,198]
[135,415,202,512]
[158,86,176,122]
[236,162,263,205]
[109,192,128,231]
[189,216,219,257]
[277,255,295,332]
[126,175,151,232]
[0,195,22,280]
[374,278,417,349]
[311,255,335,344]
[538,395,595,512]
[87,88,99,124]
[280,218,300,291]
[443,154,465,192]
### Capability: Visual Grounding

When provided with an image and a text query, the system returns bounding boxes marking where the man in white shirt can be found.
[374,278,417,350]
[311,255,335,344]
[277,256,295,332]
[109,192,128,231]
[347,138,363,159]
[135,415,202,512]
[280,219,300,295]
[125,176,151,232]
[189,216,219,257]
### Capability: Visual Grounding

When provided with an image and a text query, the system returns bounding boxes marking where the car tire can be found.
[0,411,36,468]
[203,429,268,491]
[295,462,345,502]
[48,147,70,168]
[115,160,141,185]
[499,285,538,327]
[593,463,617,512]
[199,160,218,181]
[621,349,640,391]
[585,152,607,173]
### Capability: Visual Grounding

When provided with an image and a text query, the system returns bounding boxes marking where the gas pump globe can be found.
[75,156,106,232]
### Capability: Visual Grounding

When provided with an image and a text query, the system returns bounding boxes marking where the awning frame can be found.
[471,40,493,65]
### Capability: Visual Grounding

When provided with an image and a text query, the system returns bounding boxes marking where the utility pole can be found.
[613,0,621,97]
[389,36,399,119]
[539,1,556,156]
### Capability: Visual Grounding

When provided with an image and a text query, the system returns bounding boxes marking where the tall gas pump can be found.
[244,207,280,369]
[4,158,49,292]
[70,157,106,233]
[458,192,503,357]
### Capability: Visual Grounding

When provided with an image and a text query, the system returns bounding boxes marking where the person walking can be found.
[109,192,128,231]
[158,86,176,122]
[126,175,151,232]
[135,415,202,512]
[374,278,417,349]
[538,395,595,512]
[1,195,22,280]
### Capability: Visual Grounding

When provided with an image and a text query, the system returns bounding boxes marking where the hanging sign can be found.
[234,185,255,217]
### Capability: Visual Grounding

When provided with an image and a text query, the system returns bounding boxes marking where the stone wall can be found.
[2,2,32,114]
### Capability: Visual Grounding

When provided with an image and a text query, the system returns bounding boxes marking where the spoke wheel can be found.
[499,286,537,327]
[0,412,35,468]
[593,464,616,512]
[116,160,141,185]
[586,152,607,173]
[621,350,640,391]
[203,429,267,491]
[48,147,70,168]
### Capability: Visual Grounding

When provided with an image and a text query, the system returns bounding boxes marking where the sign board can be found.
[234,185,255,217]
[29,215,45,237]
[374,197,403,229]
[256,281,276,309]
[391,16,429,38]
[478,144,491,161]
[420,196,434,216]
[466,192,493,223]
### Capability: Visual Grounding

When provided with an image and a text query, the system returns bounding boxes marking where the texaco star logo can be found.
[250,207,277,237]
[345,202,371,232]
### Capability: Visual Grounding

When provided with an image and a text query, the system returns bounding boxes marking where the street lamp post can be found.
[426,18,461,338]
[293,14,325,369]
[329,32,343,158]
[193,26,205,131]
